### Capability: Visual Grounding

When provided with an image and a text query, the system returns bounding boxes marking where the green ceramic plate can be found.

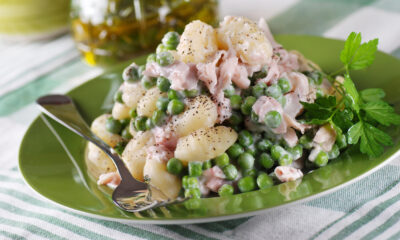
[19,35,400,224]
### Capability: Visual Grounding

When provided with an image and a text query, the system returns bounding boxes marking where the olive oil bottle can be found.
[70,0,218,66]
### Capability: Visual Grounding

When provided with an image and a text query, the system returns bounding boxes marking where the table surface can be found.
[1,0,400,239]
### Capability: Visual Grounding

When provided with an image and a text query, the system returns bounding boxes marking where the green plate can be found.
[19,35,400,224]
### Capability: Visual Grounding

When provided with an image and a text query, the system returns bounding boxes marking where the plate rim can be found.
[18,34,400,224]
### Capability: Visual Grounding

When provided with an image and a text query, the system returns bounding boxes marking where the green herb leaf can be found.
[343,74,360,112]
[332,108,354,130]
[349,38,378,70]
[301,96,337,124]
[347,121,362,144]
[361,101,400,126]
[360,88,385,102]
[360,123,392,157]
[340,32,361,66]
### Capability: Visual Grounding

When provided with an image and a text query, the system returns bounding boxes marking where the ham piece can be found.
[201,166,227,193]
[144,61,198,91]
[146,145,173,163]
[152,126,178,151]
[313,124,337,152]
[97,172,121,189]
[275,166,303,182]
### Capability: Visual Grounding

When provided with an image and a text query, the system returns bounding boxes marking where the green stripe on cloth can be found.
[330,193,400,239]
[195,218,250,232]
[362,209,400,240]
[0,217,65,240]
[307,165,400,212]
[310,177,400,239]
[388,229,400,240]
[0,187,184,240]
[269,0,377,35]
[161,225,217,240]
[0,59,90,116]
[0,201,113,240]
[0,174,24,183]
[0,230,26,240]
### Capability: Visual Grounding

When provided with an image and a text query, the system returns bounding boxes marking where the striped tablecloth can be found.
[1,1,400,239]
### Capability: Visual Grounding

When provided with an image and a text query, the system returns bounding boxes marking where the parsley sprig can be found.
[301,32,400,157]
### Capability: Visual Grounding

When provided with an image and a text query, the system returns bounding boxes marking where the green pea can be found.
[299,135,313,149]
[147,53,157,63]
[242,168,257,177]
[145,118,154,130]
[141,76,156,89]
[119,118,130,128]
[264,111,282,128]
[182,176,189,189]
[271,145,286,161]
[279,154,293,166]
[183,89,199,98]
[184,199,201,210]
[245,144,257,156]
[252,82,267,98]
[218,184,234,197]
[259,153,274,169]
[105,117,122,134]
[134,116,147,131]
[156,76,171,92]
[278,78,291,93]
[229,111,243,126]
[167,99,185,115]
[222,164,238,180]
[168,89,180,100]
[277,95,287,107]
[230,95,242,109]
[315,151,329,167]
[156,97,169,111]
[156,44,167,53]
[238,176,256,193]
[121,127,132,140]
[336,133,347,149]
[156,51,174,66]
[241,96,257,115]
[250,111,259,123]
[257,173,274,189]
[167,158,183,175]
[152,110,166,126]
[287,145,303,160]
[138,65,145,78]
[129,108,137,118]
[162,31,180,50]
[238,130,254,146]
[214,153,230,167]
[308,71,323,85]
[189,162,202,177]
[185,188,201,199]
[250,66,267,81]
[266,84,282,99]
[202,160,212,170]
[113,91,123,103]
[113,141,127,155]
[227,143,244,159]
[328,144,340,159]
[185,176,199,189]
[257,139,272,151]
[238,153,255,170]
[122,65,139,82]
[224,85,236,97]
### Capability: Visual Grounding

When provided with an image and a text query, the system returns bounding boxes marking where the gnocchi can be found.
[174,126,238,163]
[112,102,131,120]
[91,114,122,147]
[121,82,146,108]
[137,87,165,117]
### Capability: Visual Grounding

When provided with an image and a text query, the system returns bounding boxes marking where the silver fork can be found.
[36,94,186,212]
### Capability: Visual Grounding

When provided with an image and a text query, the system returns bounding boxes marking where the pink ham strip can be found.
[313,125,337,152]
[152,126,178,151]
[146,145,173,163]
[143,61,198,91]
[283,128,298,148]
[274,166,303,182]
[97,172,121,188]
[252,96,286,134]
[201,166,227,193]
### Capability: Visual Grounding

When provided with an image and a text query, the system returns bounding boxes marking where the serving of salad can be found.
[85,16,400,209]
